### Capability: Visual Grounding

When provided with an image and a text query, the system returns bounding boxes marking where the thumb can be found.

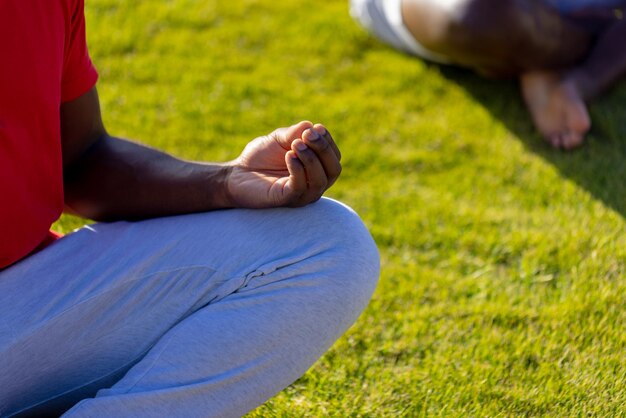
[271,121,314,150]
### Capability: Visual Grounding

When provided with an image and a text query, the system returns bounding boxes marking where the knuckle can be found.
[309,195,323,205]
[313,138,330,152]
[268,131,280,144]
[311,178,328,193]
[288,199,308,208]
[324,164,341,182]
[285,191,304,207]
[331,163,342,178]
[299,150,316,164]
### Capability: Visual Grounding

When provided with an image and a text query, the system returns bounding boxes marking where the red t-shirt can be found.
[0,0,98,268]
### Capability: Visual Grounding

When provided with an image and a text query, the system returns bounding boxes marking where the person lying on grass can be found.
[351,0,626,150]
[0,1,380,417]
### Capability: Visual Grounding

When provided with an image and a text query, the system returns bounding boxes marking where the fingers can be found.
[279,122,342,207]
[302,127,342,187]
[312,123,341,160]
[290,139,328,205]
[269,121,340,158]
[283,150,307,203]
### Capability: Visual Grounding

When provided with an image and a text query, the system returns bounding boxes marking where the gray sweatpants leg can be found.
[0,198,379,418]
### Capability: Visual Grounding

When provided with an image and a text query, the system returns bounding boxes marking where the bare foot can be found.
[521,71,591,150]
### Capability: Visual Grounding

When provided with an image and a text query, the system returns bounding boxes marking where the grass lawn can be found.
[55,0,626,415]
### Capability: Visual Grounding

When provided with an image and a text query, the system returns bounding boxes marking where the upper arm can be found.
[59,0,102,171]
[60,86,107,171]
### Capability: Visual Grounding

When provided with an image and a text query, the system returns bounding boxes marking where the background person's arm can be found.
[566,18,626,100]
[61,87,341,221]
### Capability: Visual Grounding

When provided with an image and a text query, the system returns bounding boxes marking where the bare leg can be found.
[400,0,592,76]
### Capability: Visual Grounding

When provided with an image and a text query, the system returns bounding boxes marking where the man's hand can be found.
[62,88,341,219]
[225,121,342,208]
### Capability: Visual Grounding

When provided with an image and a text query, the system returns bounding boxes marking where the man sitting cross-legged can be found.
[0,1,380,417]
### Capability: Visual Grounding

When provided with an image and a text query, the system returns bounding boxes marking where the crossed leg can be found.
[0,199,379,417]
[398,0,597,148]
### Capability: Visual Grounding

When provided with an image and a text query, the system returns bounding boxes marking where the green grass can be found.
[55,0,626,415]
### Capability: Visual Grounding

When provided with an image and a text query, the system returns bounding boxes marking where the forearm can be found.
[64,134,233,221]
[567,19,626,99]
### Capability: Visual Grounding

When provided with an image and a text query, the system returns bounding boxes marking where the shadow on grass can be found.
[438,65,626,218]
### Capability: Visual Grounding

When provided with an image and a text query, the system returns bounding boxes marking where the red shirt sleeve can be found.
[61,0,98,103]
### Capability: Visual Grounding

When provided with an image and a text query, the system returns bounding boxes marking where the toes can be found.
[546,131,586,150]
[547,133,562,149]
[561,132,585,150]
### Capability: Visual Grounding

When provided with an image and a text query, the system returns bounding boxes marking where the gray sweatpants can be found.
[0,198,380,417]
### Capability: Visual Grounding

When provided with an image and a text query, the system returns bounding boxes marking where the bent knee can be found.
[305,198,381,309]
[421,0,585,74]
[405,0,532,74]
[426,0,523,50]
[306,199,380,268]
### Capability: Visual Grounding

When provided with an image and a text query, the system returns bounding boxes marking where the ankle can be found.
[563,69,594,100]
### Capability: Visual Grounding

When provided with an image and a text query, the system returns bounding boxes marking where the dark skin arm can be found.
[61,87,342,221]
[567,17,626,100]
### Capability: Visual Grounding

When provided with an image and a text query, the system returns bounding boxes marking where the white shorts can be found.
[350,0,451,63]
